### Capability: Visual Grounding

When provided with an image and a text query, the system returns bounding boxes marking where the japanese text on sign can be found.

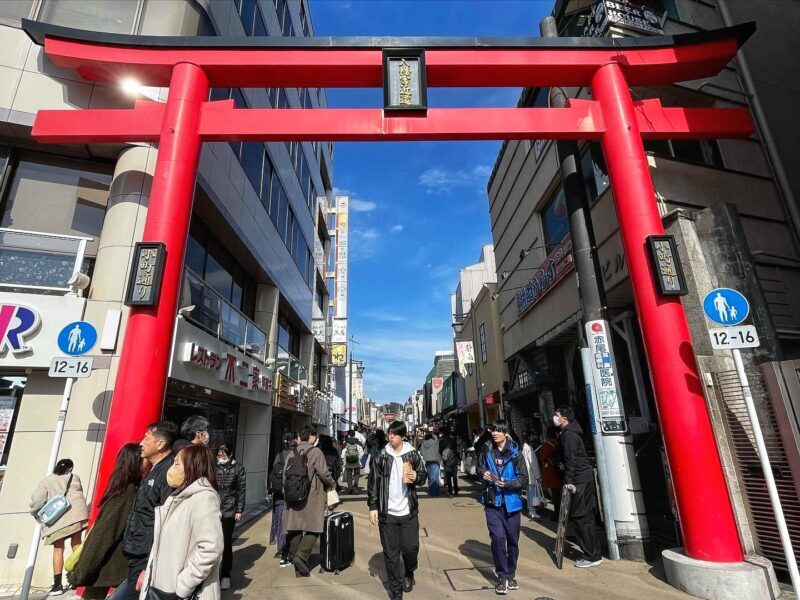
[585,320,627,434]
[185,344,272,392]
[125,242,166,306]
[647,235,687,296]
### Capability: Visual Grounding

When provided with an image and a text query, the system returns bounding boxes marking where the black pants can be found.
[443,465,459,495]
[570,481,602,562]
[287,530,319,563]
[122,557,147,600]
[378,514,420,593]
[221,516,236,578]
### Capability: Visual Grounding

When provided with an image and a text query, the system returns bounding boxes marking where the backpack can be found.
[283,449,311,504]
[442,446,455,466]
[269,450,288,494]
[345,443,360,466]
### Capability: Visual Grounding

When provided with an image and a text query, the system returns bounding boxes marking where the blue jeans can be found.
[426,461,440,497]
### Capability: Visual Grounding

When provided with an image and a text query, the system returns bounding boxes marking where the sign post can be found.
[702,288,799,595]
[20,321,96,600]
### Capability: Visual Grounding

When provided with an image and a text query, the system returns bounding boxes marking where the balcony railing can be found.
[181,268,268,363]
[276,344,308,386]
[0,228,91,294]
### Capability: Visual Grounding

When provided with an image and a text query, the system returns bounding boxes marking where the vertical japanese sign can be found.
[334,196,349,320]
[647,235,687,296]
[125,242,166,306]
[585,320,627,434]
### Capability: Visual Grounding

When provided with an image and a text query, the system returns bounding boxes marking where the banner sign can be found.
[582,0,664,38]
[585,320,627,434]
[331,343,347,366]
[331,319,347,343]
[517,235,574,317]
[334,196,349,319]
[647,235,687,296]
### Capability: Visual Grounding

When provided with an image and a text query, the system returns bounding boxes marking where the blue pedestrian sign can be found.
[702,288,750,326]
[57,321,97,356]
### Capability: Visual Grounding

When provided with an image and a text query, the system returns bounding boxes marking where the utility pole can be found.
[540,15,649,562]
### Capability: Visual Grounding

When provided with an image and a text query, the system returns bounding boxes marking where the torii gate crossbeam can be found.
[23,20,756,565]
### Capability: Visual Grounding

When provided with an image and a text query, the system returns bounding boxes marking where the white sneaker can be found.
[575,558,603,568]
[220,577,231,590]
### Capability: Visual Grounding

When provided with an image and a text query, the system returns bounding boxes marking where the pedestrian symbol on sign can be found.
[57,321,97,356]
[702,288,749,327]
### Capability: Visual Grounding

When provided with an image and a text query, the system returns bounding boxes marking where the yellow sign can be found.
[337,212,348,230]
[331,344,347,366]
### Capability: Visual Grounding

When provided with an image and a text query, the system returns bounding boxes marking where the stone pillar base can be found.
[662,548,780,600]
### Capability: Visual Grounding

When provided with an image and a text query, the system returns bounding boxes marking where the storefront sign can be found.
[582,0,664,38]
[0,303,40,355]
[516,235,574,317]
[647,235,687,296]
[312,319,326,344]
[125,242,166,306]
[0,294,86,367]
[331,319,347,343]
[585,320,627,434]
[383,49,427,111]
[331,343,347,366]
[483,391,500,405]
[183,343,272,392]
[334,196,349,319]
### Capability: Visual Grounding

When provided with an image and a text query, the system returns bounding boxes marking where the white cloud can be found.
[360,229,379,240]
[419,165,492,194]
[390,224,404,233]
[350,199,377,212]
[332,187,377,212]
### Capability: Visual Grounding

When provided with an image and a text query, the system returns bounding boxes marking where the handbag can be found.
[37,474,73,526]
[528,480,545,507]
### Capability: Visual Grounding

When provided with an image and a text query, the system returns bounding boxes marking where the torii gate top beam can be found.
[23,20,754,89]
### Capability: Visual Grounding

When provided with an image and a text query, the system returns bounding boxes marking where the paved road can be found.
[223,476,688,600]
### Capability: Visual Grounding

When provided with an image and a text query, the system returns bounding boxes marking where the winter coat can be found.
[538,441,562,489]
[557,421,594,485]
[282,442,335,534]
[322,450,342,484]
[122,454,174,559]
[367,444,427,517]
[341,437,365,470]
[522,443,542,483]
[268,448,292,502]
[419,438,440,463]
[478,439,529,514]
[139,478,223,600]
[216,459,247,518]
[68,484,137,588]
[438,436,459,467]
[30,472,89,540]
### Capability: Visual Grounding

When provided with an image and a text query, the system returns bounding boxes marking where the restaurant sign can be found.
[516,235,574,317]
[582,0,664,38]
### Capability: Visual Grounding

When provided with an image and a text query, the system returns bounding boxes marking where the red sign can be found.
[483,391,500,405]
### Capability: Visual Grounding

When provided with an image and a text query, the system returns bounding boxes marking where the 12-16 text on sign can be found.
[708,325,760,350]
[49,357,93,378]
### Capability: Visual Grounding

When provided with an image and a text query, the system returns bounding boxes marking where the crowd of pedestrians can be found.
[29,408,603,598]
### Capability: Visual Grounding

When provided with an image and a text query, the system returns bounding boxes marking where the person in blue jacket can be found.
[479,419,529,596]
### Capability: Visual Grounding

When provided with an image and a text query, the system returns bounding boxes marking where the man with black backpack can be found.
[282,426,336,577]
[439,427,460,498]
[341,430,365,494]
[268,432,297,567]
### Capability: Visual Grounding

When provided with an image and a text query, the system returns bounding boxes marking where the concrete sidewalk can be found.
[223,476,689,600]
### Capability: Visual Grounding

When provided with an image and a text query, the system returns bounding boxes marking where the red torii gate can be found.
[25,20,755,564]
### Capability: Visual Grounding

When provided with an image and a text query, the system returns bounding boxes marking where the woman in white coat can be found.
[521,433,543,519]
[140,444,224,600]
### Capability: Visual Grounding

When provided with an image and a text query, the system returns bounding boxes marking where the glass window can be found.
[0,378,24,467]
[286,210,296,257]
[209,88,230,102]
[292,219,301,261]
[260,157,273,211]
[0,1,34,23]
[580,142,609,204]
[184,234,205,276]
[479,323,488,363]
[239,0,256,35]
[241,143,264,196]
[644,139,724,168]
[270,174,283,225]
[204,253,233,300]
[38,0,137,33]
[254,5,267,37]
[281,1,293,37]
[541,186,569,252]
[278,189,289,240]
[232,89,247,109]
[2,153,112,256]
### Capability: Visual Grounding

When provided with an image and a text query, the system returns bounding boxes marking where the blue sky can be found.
[311,0,551,404]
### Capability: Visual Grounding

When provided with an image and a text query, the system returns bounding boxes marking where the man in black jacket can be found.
[438,427,460,497]
[554,406,603,568]
[120,421,177,599]
[368,421,427,600]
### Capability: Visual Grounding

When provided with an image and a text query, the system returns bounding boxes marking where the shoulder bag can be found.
[37,474,73,527]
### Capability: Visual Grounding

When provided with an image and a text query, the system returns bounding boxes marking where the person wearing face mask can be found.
[139,444,223,600]
[215,444,247,590]
[479,420,528,596]
[173,415,211,452]
[553,406,602,568]
[117,421,177,600]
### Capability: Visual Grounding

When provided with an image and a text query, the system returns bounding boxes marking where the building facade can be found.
[0,0,335,587]
[488,0,800,569]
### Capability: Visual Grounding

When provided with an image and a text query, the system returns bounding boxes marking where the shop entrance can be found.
[26,18,755,564]
[164,381,240,451]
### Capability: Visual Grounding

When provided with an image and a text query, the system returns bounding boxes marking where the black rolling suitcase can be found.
[319,511,355,574]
